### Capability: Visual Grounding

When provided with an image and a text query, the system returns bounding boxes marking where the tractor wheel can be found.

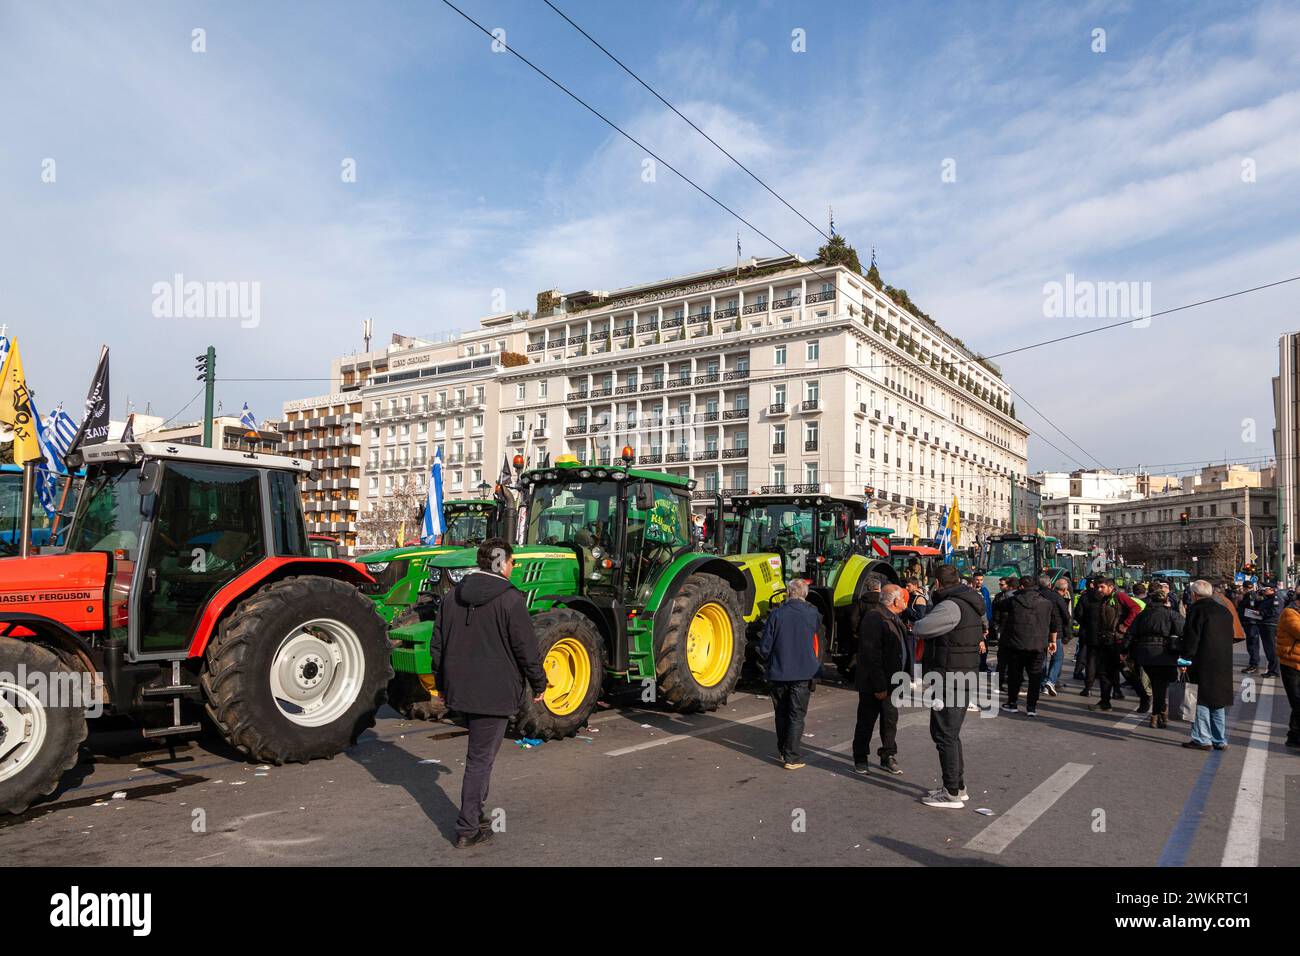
[514,609,605,740]
[655,574,745,712]
[201,575,393,764]
[386,672,448,721]
[0,637,88,815]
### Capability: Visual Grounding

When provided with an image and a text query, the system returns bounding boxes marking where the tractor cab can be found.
[0,441,390,815]
[983,533,1068,587]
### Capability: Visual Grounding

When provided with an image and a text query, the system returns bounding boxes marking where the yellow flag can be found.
[0,340,42,464]
[906,506,919,545]
[948,495,961,546]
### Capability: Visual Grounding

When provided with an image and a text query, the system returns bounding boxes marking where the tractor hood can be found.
[358,544,457,565]
[427,544,581,570]
[0,551,110,633]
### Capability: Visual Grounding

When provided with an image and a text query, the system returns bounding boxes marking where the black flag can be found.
[67,345,110,453]
[121,412,135,443]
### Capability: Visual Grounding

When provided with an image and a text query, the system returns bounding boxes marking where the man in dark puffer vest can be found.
[913,564,987,808]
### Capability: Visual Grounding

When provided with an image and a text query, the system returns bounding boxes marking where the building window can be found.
[538,381,548,398]
[807,340,820,362]
[774,345,787,366]
[517,384,526,401]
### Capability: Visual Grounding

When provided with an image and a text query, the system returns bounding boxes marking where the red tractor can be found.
[0,441,392,814]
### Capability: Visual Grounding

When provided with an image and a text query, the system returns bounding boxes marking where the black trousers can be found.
[853,690,899,763]
[1086,643,1123,703]
[1282,665,1300,744]
[457,714,509,839]
[1145,664,1178,715]
[1004,648,1044,711]
[929,672,969,794]
[770,680,814,761]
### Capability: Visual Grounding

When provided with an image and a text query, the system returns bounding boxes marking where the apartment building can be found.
[495,254,1029,537]
[279,393,364,555]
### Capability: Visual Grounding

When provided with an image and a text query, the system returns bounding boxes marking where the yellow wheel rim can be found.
[542,637,591,716]
[686,602,734,687]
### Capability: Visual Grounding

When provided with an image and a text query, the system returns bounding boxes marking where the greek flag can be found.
[0,333,9,371]
[934,504,950,556]
[31,402,78,516]
[239,403,257,430]
[421,447,445,544]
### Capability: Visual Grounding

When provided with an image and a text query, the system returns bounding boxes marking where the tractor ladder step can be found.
[140,684,203,699]
[140,662,204,738]
[141,722,203,739]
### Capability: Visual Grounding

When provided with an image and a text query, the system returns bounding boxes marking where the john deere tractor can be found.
[983,533,1072,591]
[387,453,759,737]
[358,497,513,627]
[0,441,392,815]
[720,493,898,679]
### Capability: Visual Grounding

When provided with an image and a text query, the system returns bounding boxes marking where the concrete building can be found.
[497,254,1029,536]
[1038,469,1141,549]
[1272,331,1298,579]
[279,393,364,555]
[138,415,283,454]
[1099,479,1276,582]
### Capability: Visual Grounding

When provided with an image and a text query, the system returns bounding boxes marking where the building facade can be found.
[279,393,364,555]
[1273,331,1298,578]
[496,255,1029,536]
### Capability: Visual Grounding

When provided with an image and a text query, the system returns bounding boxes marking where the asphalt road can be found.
[4,645,1297,867]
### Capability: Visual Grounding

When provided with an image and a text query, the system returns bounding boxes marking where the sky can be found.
[2,0,1298,476]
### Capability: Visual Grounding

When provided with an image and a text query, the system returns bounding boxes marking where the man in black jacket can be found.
[430,538,548,848]
[759,577,825,769]
[998,577,1058,716]
[913,564,987,808]
[853,583,909,775]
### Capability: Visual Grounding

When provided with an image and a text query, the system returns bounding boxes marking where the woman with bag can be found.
[1123,588,1184,728]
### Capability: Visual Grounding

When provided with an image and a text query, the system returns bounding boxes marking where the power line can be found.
[157,387,205,429]
[540,0,832,244]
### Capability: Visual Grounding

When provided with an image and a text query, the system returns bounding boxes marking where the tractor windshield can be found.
[987,538,1037,578]
[741,504,815,575]
[442,506,493,547]
[68,464,145,558]
[526,480,618,552]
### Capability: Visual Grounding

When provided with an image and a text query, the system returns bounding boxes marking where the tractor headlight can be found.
[448,568,469,584]
[591,546,605,560]
[368,562,389,573]
[426,567,442,585]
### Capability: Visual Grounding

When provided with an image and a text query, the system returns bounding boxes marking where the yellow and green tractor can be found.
[387,453,760,737]
[719,493,899,679]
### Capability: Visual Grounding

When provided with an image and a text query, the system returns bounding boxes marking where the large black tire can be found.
[201,575,393,764]
[655,574,745,712]
[0,637,89,815]
[387,672,448,721]
[514,609,605,740]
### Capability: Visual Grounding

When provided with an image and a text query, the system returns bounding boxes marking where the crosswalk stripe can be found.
[1221,684,1277,866]
[966,762,1092,854]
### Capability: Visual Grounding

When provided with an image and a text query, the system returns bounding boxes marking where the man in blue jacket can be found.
[759,578,825,769]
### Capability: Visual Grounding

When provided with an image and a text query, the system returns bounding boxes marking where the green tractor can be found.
[358,497,513,627]
[719,493,898,679]
[387,454,758,736]
[982,533,1072,590]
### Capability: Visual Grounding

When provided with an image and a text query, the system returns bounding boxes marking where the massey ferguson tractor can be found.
[387,452,764,737]
[0,441,392,815]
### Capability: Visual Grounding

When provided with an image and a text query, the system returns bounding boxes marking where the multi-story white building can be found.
[495,254,1029,537]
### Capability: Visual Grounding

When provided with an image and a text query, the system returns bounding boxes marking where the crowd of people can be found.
[759,564,1300,810]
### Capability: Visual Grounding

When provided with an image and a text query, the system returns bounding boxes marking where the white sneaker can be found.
[958,787,970,802]
[922,788,965,808]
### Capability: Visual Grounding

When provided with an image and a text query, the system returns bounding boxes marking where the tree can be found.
[816,234,863,274]
[358,472,426,549]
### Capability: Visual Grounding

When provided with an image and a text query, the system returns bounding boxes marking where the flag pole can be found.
[19,460,35,558]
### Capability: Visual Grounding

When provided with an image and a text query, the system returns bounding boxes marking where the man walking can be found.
[430,538,548,848]
[1081,578,1140,711]
[1180,580,1236,751]
[759,578,824,770]
[913,565,986,808]
[1258,585,1281,678]
[1042,576,1073,696]
[973,570,993,674]
[998,577,1057,717]
[853,583,908,775]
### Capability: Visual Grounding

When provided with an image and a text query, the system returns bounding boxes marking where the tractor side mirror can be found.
[635,484,654,512]
[138,460,162,517]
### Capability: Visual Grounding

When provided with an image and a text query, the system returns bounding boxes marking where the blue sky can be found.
[2,0,1299,475]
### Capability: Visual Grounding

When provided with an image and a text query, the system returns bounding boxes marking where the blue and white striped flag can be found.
[934,504,950,556]
[421,447,445,544]
[31,402,78,516]
[0,332,9,372]
[239,402,257,431]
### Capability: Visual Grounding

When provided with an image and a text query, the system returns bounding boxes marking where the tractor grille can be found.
[757,560,774,586]
[520,562,545,586]
[361,559,409,595]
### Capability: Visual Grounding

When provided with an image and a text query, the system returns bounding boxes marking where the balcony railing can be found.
[724,369,750,382]
[615,384,638,395]
[722,448,747,459]
[761,484,787,494]
[771,443,786,454]
[638,454,663,465]
[805,440,819,452]
[661,316,684,329]
[510,430,524,441]
[589,388,612,399]
[688,311,711,325]
[806,289,836,304]
[714,307,738,320]
[768,402,787,415]
[640,381,664,392]
[527,342,545,353]
[565,425,587,436]
[693,449,719,461]
[801,399,821,412]
[569,333,588,345]
[771,296,799,310]
[742,301,769,314]
[696,411,720,423]
[695,373,721,385]
[668,377,692,388]
[666,452,690,463]
[723,409,747,420]
[793,483,819,494]
[548,337,567,348]
[692,489,716,501]
[567,390,588,401]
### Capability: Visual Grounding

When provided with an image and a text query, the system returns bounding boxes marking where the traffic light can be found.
[1179,511,1190,525]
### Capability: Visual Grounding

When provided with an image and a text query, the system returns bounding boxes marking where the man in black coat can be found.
[998,576,1058,716]
[1180,580,1237,751]
[430,538,548,847]
[853,583,909,775]
[759,577,825,769]
[913,564,987,808]
[1123,589,1183,728]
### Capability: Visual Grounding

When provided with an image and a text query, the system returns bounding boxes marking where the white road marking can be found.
[966,762,1093,854]
[605,710,777,756]
[1221,684,1277,867]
